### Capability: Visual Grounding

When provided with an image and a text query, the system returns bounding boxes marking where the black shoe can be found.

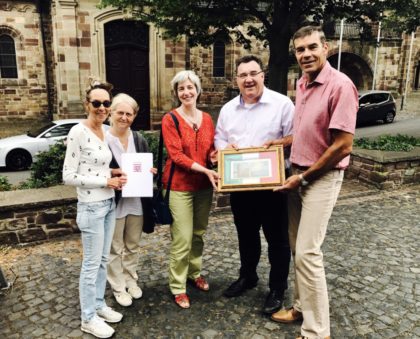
[223,277,258,298]
[262,289,284,314]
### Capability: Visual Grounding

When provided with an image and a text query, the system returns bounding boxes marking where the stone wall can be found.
[346,147,420,189]
[0,184,231,245]
[1,149,418,245]
[0,1,49,120]
[0,186,77,245]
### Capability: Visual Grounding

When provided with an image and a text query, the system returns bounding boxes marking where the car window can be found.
[371,93,389,104]
[360,93,389,105]
[27,122,55,137]
[359,95,371,105]
[42,124,76,138]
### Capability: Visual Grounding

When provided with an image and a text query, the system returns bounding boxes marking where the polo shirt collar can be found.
[299,61,332,87]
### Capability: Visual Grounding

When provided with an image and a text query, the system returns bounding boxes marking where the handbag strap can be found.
[157,112,180,202]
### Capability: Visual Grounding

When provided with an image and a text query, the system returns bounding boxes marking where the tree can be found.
[99,0,419,94]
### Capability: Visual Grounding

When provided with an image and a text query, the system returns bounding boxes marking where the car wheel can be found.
[6,149,32,170]
[384,111,395,123]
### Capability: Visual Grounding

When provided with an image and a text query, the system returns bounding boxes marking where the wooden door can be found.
[105,20,150,130]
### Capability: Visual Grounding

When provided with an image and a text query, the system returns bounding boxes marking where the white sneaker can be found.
[113,291,132,307]
[97,306,123,323]
[127,285,143,299]
[81,314,114,338]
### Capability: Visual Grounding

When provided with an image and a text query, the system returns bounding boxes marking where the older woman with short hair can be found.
[106,93,156,307]
[162,70,219,309]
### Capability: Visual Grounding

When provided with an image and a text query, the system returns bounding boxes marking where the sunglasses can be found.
[89,100,111,108]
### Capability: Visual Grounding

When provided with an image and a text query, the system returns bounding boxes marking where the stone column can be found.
[52,0,83,118]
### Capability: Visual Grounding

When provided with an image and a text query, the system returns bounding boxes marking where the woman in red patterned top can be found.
[162,70,219,309]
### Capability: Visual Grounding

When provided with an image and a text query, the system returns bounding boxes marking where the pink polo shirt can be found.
[290,61,358,169]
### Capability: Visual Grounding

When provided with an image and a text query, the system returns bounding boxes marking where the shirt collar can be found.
[237,86,270,107]
[298,61,332,87]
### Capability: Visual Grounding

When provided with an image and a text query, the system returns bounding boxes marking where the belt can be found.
[292,164,309,171]
[292,164,344,172]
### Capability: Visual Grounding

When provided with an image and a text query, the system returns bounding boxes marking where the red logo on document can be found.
[133,162,142,172]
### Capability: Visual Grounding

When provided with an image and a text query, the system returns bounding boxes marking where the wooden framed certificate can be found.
[217,146,285,192]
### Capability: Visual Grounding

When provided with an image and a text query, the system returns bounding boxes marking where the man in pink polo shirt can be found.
[269,26,358,339]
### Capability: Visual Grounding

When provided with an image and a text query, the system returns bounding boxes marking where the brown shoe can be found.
[271,307,303,323]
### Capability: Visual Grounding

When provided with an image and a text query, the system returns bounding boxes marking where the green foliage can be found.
[0,176,12,191]
[20,142,66,189]
[354,134,420,152]
[142,131,167,168]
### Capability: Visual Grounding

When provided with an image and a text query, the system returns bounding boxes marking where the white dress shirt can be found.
[215,87,294,151]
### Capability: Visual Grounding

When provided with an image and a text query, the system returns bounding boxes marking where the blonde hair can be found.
[111,93,139,115]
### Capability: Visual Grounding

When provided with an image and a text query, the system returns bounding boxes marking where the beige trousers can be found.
[107,215,144,292]
[289,170,343,339]
[167,189,213,295]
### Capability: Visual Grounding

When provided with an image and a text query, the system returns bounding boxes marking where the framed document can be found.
[217,146,285,192]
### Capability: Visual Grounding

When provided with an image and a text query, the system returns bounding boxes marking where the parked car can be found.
[357,90,397,125]
[0,119,82,170]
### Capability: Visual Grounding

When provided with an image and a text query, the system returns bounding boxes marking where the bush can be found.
[0,176,12,191]
[354,134,420,152]
[142,131,167,168]
[19,141,66,189]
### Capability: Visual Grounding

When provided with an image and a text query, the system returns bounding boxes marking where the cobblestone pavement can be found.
[0,180,419,339]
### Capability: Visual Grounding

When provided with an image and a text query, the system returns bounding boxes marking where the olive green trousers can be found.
[166,189,213,295]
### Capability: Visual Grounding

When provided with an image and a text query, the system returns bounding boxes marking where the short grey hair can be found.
[110,93,139,115]
[170,70,202,96]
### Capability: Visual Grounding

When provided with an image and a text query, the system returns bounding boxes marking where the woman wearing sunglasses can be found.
[63,78,127,339]
[106,93,156,307]
[162,70,219,309]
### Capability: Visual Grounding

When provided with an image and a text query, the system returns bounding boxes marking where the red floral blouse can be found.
[162,109,215,192]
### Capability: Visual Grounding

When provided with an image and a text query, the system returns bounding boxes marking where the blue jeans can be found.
[77,198,115,321]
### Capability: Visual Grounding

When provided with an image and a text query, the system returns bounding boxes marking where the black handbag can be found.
[153,112,180,225]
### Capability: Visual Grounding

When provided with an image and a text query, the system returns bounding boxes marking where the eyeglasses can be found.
[115,111,134,118]
[89,100,111,108]
[236,70,264,80]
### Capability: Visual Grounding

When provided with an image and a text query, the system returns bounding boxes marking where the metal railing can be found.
[325,22,400,40]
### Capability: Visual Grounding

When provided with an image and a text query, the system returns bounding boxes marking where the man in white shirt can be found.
[215,55,294,314]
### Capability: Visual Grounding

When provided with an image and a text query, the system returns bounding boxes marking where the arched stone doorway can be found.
[105,20,150,130]
[328,52,372,90]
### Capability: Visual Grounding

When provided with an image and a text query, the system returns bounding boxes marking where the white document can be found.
[121,153,153,197]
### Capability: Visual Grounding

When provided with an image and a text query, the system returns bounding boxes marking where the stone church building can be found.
[0,0,419,130]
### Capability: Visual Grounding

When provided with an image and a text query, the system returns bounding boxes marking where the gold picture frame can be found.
[217,146,285,192]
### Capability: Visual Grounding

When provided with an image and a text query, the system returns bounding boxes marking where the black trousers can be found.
[230,190,290,291]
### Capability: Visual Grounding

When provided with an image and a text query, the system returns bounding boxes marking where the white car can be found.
[0,119,83,170]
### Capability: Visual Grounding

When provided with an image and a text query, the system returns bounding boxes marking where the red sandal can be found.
[188,276,210,291]
[174,293,190,309]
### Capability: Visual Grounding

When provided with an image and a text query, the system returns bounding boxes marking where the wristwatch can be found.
[298,173,309,187]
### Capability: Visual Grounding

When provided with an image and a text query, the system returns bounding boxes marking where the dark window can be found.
[213,41,225,77]
[42,124,77,138]
[370,93,389,104]
[360,93,389,105]
[0,35,18,78]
